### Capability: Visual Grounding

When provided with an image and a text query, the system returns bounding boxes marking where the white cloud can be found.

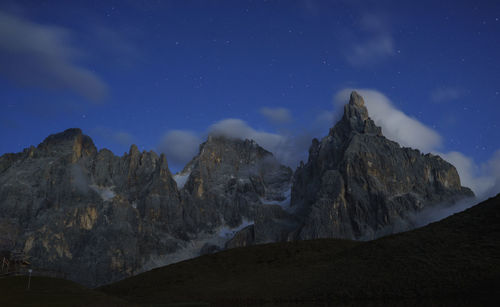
[343,13,395,67]
[208,119,286,154]
[0,11,107,101]
[158,130,201,168]
[259,107,292,124]
[430,87,462,103]
[482,150,500,197]
[334,88,442,153]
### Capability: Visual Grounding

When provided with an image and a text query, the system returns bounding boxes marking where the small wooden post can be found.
[27,269,32,290]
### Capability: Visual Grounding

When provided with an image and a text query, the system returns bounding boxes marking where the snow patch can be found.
[138,220,255,275]
[173,171,191,189]
[218,219,254,239]
[89,185,115,201]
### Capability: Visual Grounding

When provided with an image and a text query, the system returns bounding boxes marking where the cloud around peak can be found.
[334,88,499,199]
[157,117,313,172]
[208,118,286,153]
[335,88,442,153]
[158,130,202,168]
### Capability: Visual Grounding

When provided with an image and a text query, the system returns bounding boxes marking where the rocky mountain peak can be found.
[292,92,474,240]
[345,91,368,120]
[349,90,365,107]
[177,134,294,247]
[128,144,140,157]
[330,91,381,138]
[179,135,285,194]
[0,109,476,288]
[37,128,97,161]
[197,135,271,163]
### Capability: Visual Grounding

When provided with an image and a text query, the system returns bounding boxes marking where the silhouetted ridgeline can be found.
[99,194,500,306]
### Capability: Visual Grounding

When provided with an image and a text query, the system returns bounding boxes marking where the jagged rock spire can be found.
[292,91,473,240]
[349,90,365,107]
[330,91,381,138]
[344,90,369,123]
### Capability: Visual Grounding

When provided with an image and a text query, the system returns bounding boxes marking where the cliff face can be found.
[291,92,474,240]
[0,130,294,286]
[0,128,184,286]
[178,136,295,247]
[0,92,475,286]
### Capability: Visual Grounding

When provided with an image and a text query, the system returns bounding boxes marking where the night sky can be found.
[1,1,499,196]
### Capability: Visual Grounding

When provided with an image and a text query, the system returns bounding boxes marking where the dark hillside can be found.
[100,194,500,305]
[0,276,136,307]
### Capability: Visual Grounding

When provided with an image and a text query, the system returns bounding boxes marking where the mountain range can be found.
[2,193,498,306]
[0,91,474,287]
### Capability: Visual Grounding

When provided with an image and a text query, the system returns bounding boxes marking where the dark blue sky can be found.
[1,0,499,192]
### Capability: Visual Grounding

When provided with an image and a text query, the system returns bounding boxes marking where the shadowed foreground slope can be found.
[100,194,500,305]
[0,276,136,307]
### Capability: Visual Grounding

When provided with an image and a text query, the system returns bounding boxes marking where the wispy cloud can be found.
[430,87,463,103]
[158,130,202,168]
[259,107,292,124]
[0,11,107,101]
[343,13,395,67]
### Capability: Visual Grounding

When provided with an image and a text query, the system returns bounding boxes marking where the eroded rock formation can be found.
[291,91,474,240]
[0,91,475,286]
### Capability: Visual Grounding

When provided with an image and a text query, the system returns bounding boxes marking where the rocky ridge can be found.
[0,129,293,286]
[0,91,474,286]
[291,91,474,240]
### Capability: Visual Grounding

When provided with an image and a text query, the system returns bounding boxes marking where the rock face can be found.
[0,129,294,286]
[0,92,475,286]
[0,129,187,286]
[177,136,296,246]
[291,91,474,240]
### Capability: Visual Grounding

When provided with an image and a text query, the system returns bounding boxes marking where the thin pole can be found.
[27,269,32,290]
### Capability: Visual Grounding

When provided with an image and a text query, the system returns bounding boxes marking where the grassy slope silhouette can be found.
[0,275,136,307]
[100,194,500,305]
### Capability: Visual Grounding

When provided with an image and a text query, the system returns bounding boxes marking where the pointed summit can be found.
[329,91,381,138]
[293,91,474,241]
[343,91,370,123]
[349,90,365,107]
